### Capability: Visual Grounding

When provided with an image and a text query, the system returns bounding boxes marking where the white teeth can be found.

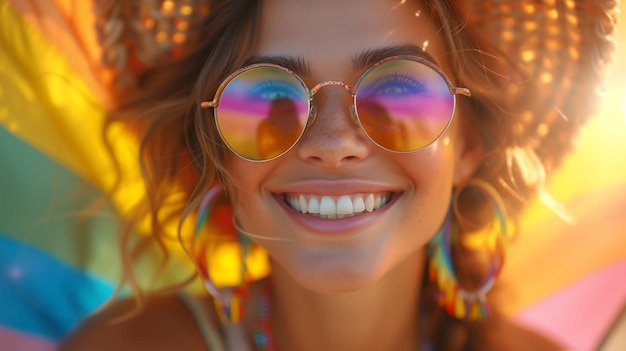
[336,195,353,215]
[320,196,336,215]
[365,194,375,212]
[299,195,308,214]
[308,197,320,214]
[353,197,365,212]
[286,193,392,218]
[289,197,300,212]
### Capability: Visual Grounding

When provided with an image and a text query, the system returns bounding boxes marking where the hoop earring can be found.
[181,184,251,324]
[427,179,512,320]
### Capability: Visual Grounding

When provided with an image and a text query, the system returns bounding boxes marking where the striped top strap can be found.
[177,293,227,351]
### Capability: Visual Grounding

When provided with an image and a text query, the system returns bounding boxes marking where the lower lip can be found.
[275,194,399,237]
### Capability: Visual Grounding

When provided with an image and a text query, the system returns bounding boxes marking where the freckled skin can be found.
[225,0,476,293]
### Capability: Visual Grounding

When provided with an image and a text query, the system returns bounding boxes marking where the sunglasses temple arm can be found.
[200,101,216,109]
[451,87,471,97]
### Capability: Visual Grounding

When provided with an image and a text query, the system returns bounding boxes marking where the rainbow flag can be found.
[0,2,267,348]
[0,1,122,349]
[1,1,625,350]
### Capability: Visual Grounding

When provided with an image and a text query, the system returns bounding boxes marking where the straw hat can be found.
[95,0,620,200]
[463,0,620,168]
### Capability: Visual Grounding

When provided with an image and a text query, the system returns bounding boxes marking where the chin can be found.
[273,249,392,294]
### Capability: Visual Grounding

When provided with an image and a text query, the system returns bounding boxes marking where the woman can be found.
[52,0,619,350]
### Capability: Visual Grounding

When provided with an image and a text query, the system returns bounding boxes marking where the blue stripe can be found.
[0,234,114,341]
[0,126,123,284]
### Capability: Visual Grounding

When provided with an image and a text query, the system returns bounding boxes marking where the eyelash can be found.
[362,72,426,96]
[253,79,302,99]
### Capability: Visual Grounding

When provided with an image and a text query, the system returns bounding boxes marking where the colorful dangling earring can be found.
[182,184,252,324]
[427,178,512,321]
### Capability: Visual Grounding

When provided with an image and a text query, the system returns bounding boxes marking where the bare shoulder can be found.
[59,294,216,351]
[492,318,565,351]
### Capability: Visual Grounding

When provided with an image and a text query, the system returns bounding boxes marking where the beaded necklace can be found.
[254,283,276,351]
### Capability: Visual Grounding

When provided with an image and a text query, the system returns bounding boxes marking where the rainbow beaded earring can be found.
[183,184,252,324]
[427,179,512,320]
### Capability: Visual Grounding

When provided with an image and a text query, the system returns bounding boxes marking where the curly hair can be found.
[98,0,618,349]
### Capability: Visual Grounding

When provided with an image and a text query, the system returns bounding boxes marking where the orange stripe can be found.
[0,0,143,212]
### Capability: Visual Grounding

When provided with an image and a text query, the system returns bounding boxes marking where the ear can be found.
[453,114,485,187]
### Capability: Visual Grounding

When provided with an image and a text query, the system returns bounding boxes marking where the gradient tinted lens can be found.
[355,59,455,152]
[215,66,310,160]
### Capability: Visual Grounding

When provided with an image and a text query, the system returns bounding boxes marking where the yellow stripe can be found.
[1,0,271,289]
[0,1,143,213]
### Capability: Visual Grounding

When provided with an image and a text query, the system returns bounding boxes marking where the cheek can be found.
[223,157,284,237]
[223,158,267,211]
[224,155,270,192]
[402,135,457,190]
[435,136,458,183]
[399,135,457,232]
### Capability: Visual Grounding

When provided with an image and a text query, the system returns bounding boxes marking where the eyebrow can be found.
[352,44,437,70]
[245,55,311,75]
[245,44,438,75]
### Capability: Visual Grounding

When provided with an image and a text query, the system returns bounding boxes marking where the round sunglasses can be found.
[201,55,471,162]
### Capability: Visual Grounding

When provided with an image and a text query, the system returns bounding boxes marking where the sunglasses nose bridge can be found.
[310,80,352,95]
[308,80,357,125]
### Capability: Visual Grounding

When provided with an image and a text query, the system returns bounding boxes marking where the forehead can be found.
[252,0,447,76]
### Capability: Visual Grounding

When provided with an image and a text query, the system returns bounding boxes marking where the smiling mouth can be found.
[283,193,393,219]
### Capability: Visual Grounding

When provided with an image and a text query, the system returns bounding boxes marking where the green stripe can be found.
[0,126,122,284]
[0,126,204,292]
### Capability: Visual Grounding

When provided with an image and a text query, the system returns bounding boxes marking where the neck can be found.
[267,250,426,351]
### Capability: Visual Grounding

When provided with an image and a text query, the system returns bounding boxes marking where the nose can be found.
[296,87,371,167]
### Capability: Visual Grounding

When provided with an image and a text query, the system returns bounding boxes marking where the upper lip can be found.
[272,179,402,195]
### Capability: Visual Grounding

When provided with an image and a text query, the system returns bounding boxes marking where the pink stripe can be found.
[516,259,626,350]
[0,326,56,351]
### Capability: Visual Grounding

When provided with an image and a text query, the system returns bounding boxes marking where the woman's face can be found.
[224,0,478,292]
